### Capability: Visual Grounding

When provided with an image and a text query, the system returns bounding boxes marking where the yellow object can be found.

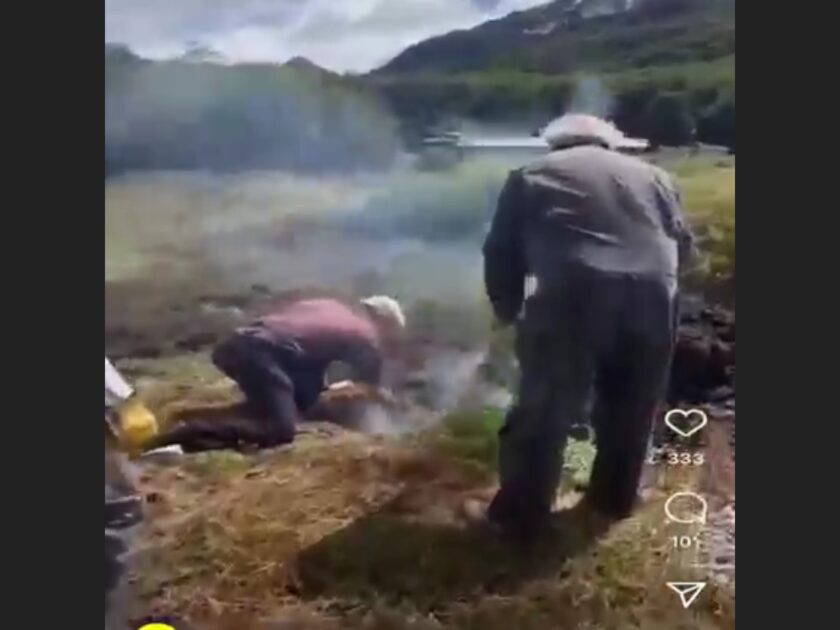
[117,396,159,455]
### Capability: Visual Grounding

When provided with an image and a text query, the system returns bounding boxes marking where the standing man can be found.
[150,294,406,452]
[482,114,696,537]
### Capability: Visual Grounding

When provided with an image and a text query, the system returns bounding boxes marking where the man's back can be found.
[243,298,384,386]
[521,145,687,282]
[259,299,380,349]
[483,143,695,322]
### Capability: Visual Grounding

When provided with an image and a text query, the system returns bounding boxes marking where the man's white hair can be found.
[361,295,406,330]
[542,113,629,150]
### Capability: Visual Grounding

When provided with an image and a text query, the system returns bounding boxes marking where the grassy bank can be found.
[668,155,735,300]
[130,409,732,630]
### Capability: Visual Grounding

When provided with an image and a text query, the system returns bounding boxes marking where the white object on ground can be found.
[105,357,134,408]
[139,445,184,463]
[143,445,184,456]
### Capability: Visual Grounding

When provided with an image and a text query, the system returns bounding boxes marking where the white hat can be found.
[361,295,406,330]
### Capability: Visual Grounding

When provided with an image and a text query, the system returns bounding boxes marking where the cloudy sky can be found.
[105,0,549,73]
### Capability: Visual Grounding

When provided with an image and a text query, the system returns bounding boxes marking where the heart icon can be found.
[664,408,708,438]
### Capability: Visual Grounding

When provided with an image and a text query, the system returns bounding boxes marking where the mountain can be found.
[283,56,335,76]
[103,0,736,174]
[374,0,734,75]
[178,43,228,65]
[365,0,734,148]
[105,46,401,174]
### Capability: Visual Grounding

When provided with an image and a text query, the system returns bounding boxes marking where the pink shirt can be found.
[243,298,384,385]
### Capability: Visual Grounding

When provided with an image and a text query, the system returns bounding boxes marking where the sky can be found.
[105,0,549,73]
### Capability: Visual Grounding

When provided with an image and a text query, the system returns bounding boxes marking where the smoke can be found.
[106,52,521,424]
[567,75,613,119]
[538,74,617,147]
[105,49,404,174]
[575,0,636,19]
[348,345,510,437]
[356,404,405,435]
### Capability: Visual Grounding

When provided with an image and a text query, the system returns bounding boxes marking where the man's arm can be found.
[329,340,382,388]
[326,342,401,406]
[352,342,384,387]
[655,171,699,272]
[483,169,528,325]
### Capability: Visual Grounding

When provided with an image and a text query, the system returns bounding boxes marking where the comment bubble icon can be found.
[664,492,708,525]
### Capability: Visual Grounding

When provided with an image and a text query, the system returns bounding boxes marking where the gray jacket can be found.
[483,142,696,323]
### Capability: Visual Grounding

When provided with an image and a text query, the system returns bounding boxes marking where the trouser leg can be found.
[587,283,675,518]
[153,334,299,452]
[489,327,595,532]
[212,333,299,446]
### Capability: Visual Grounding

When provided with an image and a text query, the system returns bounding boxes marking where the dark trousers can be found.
[156,331,321,451]
[488,270,676,530]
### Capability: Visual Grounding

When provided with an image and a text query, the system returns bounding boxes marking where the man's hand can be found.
[324,381,399,407]
[375,387,399,407]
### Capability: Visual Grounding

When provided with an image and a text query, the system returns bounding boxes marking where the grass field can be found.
[106,151,734,358]
[665,154,735,301]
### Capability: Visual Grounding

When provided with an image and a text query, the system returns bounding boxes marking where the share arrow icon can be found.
[666,582,707,608]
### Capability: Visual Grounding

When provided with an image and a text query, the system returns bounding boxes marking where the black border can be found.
[11,1,103,627]
[12,0,831,627]
[734,0,837,627]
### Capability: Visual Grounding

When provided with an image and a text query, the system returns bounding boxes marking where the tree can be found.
[643,92,695,146]
[697,98,735,151]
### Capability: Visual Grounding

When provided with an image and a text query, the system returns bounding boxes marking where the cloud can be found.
[105,0,548,73]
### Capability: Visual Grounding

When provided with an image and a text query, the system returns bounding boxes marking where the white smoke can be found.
[347,346,507,436]
[575,0,636,19]
[567,75,614,119]
[422,349,490,411]
[356,404,404,435]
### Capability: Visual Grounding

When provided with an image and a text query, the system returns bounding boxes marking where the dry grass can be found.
[124,360,734,629]
[129,434,493,623]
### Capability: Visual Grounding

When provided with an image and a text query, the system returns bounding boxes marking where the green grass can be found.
[670,156,735,299]
[427,407,504,470]
[426,407,597,494]
[182,450,254,479]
